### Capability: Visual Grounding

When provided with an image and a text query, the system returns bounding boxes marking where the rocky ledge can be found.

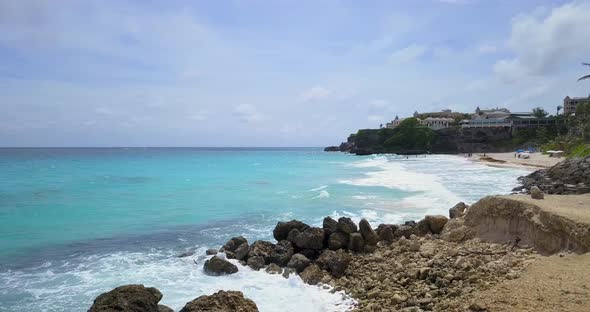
[514,156,590,194]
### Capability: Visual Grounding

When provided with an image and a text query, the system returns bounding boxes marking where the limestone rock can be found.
[205,249,218,256]
[247,240,275,264]
[203,256,238,276]
[315,249,352,278]
[323,216,338,236]
[222,236,248,253]
[337,217,358,234]
[286,253,311,273]
[376,224,395,242]
[269,240,294,266]
[359,218,379,245]
[294,227,325,250]
[449,202,468,219]
[273,220,310,241]
[265,263,282,274]
[299,264,325,285]
[179,290,259,312]
[328,232,349,250]
[88,284,165,312]
[234,242,250,261]
[348,233,365,252]
[530,186,544,199]
[425,215,449,234]
[246,255,266,271]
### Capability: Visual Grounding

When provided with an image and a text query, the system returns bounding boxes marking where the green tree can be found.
[532,107,548,118]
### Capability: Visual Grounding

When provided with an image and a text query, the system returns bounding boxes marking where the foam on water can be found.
[0,249,355,312]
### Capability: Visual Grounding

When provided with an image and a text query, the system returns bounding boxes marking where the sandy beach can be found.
[468,152,563,169]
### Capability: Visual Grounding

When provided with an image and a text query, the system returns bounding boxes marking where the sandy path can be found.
[470,253,590,312]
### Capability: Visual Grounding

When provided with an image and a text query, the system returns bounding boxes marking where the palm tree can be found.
[579,63,590,81]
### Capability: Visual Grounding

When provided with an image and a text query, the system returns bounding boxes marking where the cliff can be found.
[328,126,517,155]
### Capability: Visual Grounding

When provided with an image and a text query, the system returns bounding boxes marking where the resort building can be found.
[419,117,454,130]
[385,116,405,129]
[563,95,590,115]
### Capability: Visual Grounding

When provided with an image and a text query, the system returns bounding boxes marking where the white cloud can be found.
[233,104,264,123]
[297,85,333,102]
[477,44,497,54]
[387,44,428,64]
[494,2,590,82]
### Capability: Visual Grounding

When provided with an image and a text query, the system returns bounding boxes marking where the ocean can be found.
[0,148,531,311]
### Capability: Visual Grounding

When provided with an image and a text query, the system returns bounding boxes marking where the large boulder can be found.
[269,240,294,266]
[449,202,468,219]
[328,232,349,250]
[273,220,310,241]
[337,217,358,234]
[203,256,238,276]
[299,264,325,285]
[395,224,416,239]
[247,240,275,264]
[179,290,259,312]
[88,284,169,312]
[376,224,395,242]
[293,227,325,250]
[222,236,248,253]
[531,186,544,199]
[234,242,250,261]
[246,256,266,270]
[348,233,365,252]
[425,215,449,234]
[315,249,351,278]
[286,253,311,273]
[322,216,338,236]
[358,219,379,245]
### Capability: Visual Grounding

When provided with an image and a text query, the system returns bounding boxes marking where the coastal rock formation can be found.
[287,253,312,273]
[333,236,536,311]
[315,249,351,278]
[299,264,325,285]
[530,186,544,199]
[464,195,590,254]
[376,224,395,242]
[269,240,294,266]
[203,256,238,275]
[348,233,365,252]
[322,216,338,236]
[424,215,449,234]
[328,232,349,250]
[515,156,590,194]
[247,240,275,264]
[222,236,248,253]
[337,217,358,234]
[358,219,379,245]
[293,227,325,250]
[449,202,468,219]
[234,242,250,261]
[273,220,310,241]
[88,284,171,312]
[179,290,259,312]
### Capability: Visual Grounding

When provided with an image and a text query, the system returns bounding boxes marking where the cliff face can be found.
[333,126,516,155]
[515,156,590,194]
[464,195,590,255]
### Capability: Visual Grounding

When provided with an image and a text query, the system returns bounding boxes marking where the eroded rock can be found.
[203,256,238,276]
[179,290,259,312]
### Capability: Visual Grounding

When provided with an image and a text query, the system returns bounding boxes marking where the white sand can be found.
[466,152,562,169]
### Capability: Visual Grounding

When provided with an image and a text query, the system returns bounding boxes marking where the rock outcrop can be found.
[179,290,259,312]
[515,156,590,194]
[273,220,310,241]
[203,256,238,275]
[464,195,590,254]
[88,284,171,312]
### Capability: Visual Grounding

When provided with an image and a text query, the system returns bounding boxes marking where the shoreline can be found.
[464,152,563,169]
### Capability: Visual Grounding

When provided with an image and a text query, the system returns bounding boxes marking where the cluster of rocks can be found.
[514,156,590,194]
[206,214,453,285]
[331,235,537,311]
[88,285,259,312]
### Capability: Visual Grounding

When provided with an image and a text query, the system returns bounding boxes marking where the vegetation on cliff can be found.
[353,118,438,154]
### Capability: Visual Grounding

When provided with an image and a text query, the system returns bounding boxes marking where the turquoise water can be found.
[0,148,530,311]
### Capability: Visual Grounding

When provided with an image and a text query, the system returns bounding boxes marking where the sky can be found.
[1,0,589,147]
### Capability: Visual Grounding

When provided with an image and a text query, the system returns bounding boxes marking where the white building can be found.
[419,117,454,130]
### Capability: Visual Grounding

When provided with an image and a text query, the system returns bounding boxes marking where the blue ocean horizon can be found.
[0,147,531,311]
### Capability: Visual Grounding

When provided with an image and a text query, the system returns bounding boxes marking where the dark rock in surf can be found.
[273,220,310,241]
[203,256,238,276]
[179,290,259,312]
[88,284,166,312]
[337,217,358,234]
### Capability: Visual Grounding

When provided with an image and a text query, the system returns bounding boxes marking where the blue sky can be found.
[1,0,589,146]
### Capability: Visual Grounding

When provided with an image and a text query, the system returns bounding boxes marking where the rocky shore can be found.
[514,155,590,194]
[88,189,590,311]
